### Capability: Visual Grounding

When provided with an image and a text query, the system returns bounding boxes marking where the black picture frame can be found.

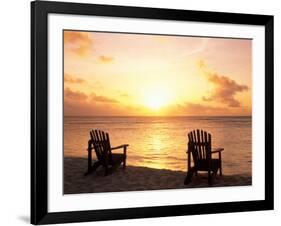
[31,0,274,224]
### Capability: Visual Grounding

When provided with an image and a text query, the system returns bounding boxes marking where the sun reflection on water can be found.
[64,116,252,175]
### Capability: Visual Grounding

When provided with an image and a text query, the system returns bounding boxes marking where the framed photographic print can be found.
[31,0,274,224]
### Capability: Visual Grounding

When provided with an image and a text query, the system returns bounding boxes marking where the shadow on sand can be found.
[64,157,251,194]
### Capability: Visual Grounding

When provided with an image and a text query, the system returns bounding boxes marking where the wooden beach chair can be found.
[184,129,223,185]
[85,129,129,176]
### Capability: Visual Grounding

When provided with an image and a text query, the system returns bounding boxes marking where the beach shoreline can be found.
[64,157,252,194]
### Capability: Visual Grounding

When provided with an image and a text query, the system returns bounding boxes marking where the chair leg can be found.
[219,163,222,176]
[84,170,91,176]
[123,157,126,169]
[85,144,93,176]
[219,153,222,176]
[214,167,218,176]
[85,161,101,176]
[92,161,101,171]
[208,170,212,185]
[123,146,127,169]
[184,167,195,185]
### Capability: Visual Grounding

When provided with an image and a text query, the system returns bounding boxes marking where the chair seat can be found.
[110,153,125,165]
[196,159,221,171]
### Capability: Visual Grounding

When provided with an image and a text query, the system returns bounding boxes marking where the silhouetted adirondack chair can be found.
[184,129,223,185]
[85,129,129,176]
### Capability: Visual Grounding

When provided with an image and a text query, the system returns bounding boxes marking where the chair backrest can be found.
[188,129,211,162]
[89,130,111,163]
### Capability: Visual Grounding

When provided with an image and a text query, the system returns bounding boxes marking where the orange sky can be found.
[64,30,252,116]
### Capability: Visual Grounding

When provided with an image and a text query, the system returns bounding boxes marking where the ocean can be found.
[64,116,252,176]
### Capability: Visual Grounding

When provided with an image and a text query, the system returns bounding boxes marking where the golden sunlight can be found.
[64,31,252,117]
[143,88,171,110]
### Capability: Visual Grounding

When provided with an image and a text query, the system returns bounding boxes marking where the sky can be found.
[64,30,252,116]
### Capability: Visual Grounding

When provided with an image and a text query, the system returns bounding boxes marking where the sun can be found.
[143,88,170,110]
[147,95,166,110]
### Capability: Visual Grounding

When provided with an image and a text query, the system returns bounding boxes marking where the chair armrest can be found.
[111,144,129,150]
[211,148,224,153]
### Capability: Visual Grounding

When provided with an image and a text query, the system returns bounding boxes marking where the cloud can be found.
[90,93,119,103]
[64,73,104,90]
[64,73,85,84]
[64,87,88,101]
[180,38,208,57]
[202,74,248,107]
[64,87,118,103]
[64,88,122,115]
[169,102,250,116]
[64,100,129,116]
[178,102,228,115]
[98,55,114,63]
[64,31,93,56]
[198,60,249,107]
[116,90,130,98]
[120,93,129,98]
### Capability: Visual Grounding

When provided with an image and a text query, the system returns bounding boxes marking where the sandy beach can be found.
[64,157,252,194]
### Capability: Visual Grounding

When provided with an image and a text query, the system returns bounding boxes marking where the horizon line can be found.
[64,115,252,117]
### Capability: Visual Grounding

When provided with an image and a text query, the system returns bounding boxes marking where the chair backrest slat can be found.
[89,129,111,163]
[194,130,200,160]
[203,131,208,159]
[208,133,211,159]
[188,129,211,162]
[90,130,94,141]
[201,130,205,159]
[94,130,102,160]
[196,129,202,159]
